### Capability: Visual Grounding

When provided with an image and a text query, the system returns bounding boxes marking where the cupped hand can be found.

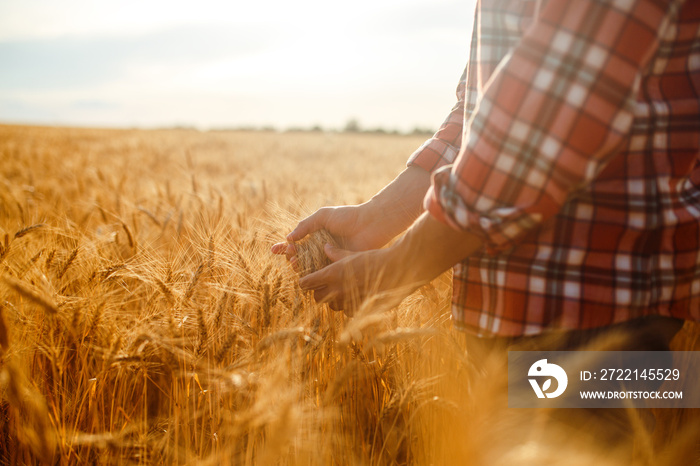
[271,204,394,268]
[272,166,432,265]
[294,212,484,315]
[297,245,409,315]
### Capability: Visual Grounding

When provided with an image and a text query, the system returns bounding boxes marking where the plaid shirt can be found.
[408,0,700,336]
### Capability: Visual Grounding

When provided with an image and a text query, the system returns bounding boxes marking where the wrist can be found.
[380,234,427,291]
[366,166,431,226]
[388,212,484,287]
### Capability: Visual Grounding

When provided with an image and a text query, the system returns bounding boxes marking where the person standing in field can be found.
[273,0,698,371]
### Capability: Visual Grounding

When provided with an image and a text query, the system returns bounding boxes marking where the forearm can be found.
[363,165,431,234]
[386,211,483,289]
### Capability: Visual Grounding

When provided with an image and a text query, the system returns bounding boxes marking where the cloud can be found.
[70,99,120,110]
[0,0,474,130]
[0,24,271,91]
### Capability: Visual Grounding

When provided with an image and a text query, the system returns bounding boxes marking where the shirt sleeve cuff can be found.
[407,137,461,174]
[424,165,523,255]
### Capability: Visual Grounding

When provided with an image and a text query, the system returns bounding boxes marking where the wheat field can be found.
[0,124,698,465]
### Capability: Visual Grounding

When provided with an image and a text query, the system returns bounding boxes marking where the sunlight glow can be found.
[0,0,474,130]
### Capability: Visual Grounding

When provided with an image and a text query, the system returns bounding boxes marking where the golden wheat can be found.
[0,124,697,465]
[294,229,338,277]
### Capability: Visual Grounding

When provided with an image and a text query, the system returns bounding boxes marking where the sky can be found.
[0,0,474,132]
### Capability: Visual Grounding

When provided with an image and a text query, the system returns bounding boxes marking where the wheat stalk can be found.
[14,223,46,239]
[0,125,694,466]
[294,229,338,277]
[2,276,58,314]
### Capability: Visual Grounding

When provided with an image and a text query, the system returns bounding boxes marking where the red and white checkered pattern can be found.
[408,0,700,336]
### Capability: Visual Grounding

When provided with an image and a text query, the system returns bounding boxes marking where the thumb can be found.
[287,208,329,242]
[324,243,353,263]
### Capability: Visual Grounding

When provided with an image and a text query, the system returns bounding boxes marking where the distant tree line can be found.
[208,119,435,136]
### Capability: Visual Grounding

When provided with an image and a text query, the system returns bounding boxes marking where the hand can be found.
[297,212,484,315]
[272,166,431,264]
[269,205,378,273]
[270,204,391,267]
[298,244,410,315]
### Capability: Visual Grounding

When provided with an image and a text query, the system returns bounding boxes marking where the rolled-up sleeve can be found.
[425,0,676,253]
[407,65,468,174]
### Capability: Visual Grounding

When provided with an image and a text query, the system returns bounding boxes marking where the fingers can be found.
[300,268,340,308]
[287,208,329,242]
[271,242,299,271]
[271,242,297,260]
[310,283,346,313]
[324,243,353,263]
[300,262,355,313]
[299,267,328,290]
[312,286,338,306]
[271,242,287,255]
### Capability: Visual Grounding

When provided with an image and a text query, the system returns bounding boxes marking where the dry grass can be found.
[0,124,697,465]
[294,229,338,278]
